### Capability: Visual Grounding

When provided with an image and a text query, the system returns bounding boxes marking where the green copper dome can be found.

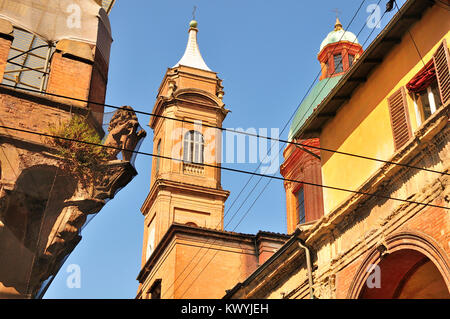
[319,18,359,52]
[288,75,343,141]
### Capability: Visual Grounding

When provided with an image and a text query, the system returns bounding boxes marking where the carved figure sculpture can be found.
[104,106,147,161]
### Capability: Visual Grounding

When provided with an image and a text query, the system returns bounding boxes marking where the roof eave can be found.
[293,0,430,140]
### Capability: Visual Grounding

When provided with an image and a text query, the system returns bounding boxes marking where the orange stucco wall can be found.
[137,229,261,299]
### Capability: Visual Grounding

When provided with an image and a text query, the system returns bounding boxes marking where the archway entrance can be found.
[359,249,450,299]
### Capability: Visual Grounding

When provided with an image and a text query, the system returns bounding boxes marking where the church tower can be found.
[142,18,230,259]
[136,19,241,299]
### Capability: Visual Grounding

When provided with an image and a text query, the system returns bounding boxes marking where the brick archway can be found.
[347,231,450,299]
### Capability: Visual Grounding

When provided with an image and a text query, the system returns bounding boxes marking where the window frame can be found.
[349,54,355,67]
[155,139,161,174]
[146,217,156,261]
[296,187,306,225]
[148,279,162,299]
[183,130,205,164]
[413,80,442,125]
[333,53,344,74]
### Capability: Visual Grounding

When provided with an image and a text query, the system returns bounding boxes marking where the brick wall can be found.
[334,204,450,298]
[46,41,109,126]
[46,51,93,108]
[400,204,450,256]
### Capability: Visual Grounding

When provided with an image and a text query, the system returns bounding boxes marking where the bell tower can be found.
[137,20,291,300]
[139,19,230,280]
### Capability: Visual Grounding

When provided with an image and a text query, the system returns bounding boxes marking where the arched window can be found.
[185,222,198,227]
[183,131,204,164]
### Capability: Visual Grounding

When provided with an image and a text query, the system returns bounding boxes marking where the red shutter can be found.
[388,87,412,150]
[433,39,450,105]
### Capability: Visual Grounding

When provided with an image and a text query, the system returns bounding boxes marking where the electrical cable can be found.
[0,125,446,209]
[0,80,446,178]
[160,0,374,297]
[1,0,447,298]
[169,1,449,297]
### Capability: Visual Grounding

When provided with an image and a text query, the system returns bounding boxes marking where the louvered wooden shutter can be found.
[388,87,412,150]
[433,39,450,105]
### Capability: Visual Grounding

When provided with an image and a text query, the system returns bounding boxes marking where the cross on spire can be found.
[332,8,341,19]
[332,8,343,31]
[192,5,197,20]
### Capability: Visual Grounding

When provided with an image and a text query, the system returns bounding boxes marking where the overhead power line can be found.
[162,0,449,297]
[1,0,447,298]
[160,0,373,297]
[0,124,447,211]
[0,83,446,177]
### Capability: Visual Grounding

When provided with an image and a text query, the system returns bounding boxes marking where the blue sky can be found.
[43,0,405,299]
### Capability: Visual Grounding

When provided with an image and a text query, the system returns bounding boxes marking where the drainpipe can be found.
[297,236,314,299]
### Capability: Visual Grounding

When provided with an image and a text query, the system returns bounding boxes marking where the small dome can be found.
[319,18,359,52]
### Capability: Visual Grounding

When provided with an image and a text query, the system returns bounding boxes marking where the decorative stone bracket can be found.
[0,106,146,298]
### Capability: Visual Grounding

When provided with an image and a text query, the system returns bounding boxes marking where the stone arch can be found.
[0,164,77,295]
[347,231,450,298]
[185,222,198,227]
[174,88,225,108]
[2,164,77,251]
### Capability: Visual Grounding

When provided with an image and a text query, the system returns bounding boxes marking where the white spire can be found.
[173,20,212,71]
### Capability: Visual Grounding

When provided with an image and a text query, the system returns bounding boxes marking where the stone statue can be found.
[104,106,147,161]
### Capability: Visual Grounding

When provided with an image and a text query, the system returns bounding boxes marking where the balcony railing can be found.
[183,162,205,176]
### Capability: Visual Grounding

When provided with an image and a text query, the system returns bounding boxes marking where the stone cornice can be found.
[223,229,307,299]
[304,102,449,246]
[137,223,270,283]
[0,133,55,153]
[149,93,229,129]
[317,41,363,62]
[280,139,320,180]
[141,178,230,215]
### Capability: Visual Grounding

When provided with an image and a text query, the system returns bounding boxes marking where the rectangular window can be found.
[183,131,204,164]
[407,40,449,125]
[155,140,161,174]
[2,28,55,93]
[334,54,343,74]
[415,79,442,122]
[296,188,305,225]
[349,54,355,67]
[146,219,156,261]
[418,89,433,120]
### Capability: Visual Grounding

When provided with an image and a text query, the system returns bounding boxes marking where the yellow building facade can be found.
[318,4,449,215]
[226,0,450,299]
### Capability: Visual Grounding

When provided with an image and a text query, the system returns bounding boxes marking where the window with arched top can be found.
[183,131,204,164]
[185,222,198,227]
